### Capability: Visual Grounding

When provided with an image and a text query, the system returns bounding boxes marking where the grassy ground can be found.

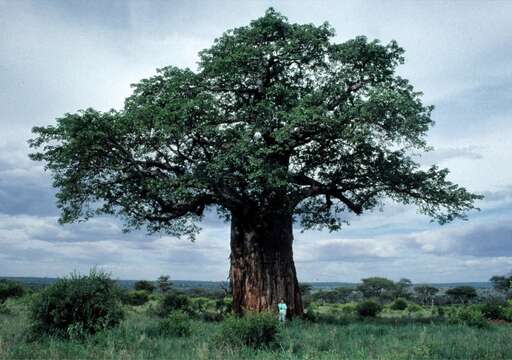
[1,297,512,359]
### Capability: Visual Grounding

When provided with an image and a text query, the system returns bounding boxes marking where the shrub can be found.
[215,297,232,315]
[340,303,357,315]
[0,302,11,314]
[30,270,124,338]
[481,302,505,320]
[356,300,383,318]
[0,279,25,303]
[459,307,487,328]
[502,307,512,321]
[201,310,224,322]
[217,312,280,349]
[302,305,318,322]
[447,306,487,328]
[157,292,191,317]
[122,290,150,306]
[407,303,422,313]
[390,298,408,311]
[156,311,192,337]
[133,280,155,293]
[190,297,209,313]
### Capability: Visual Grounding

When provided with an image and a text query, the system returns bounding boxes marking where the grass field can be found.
[1,297,512,360]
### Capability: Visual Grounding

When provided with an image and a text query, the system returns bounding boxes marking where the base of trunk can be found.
[229,211,303,317]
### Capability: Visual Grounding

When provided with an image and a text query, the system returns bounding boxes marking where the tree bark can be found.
[229,209,303,316]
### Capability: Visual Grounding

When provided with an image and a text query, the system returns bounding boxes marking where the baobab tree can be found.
[29,9,481,316]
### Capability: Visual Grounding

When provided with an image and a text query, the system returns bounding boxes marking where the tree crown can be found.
[29,8,481,238]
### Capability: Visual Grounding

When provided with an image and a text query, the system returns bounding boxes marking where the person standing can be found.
[278,298,287,322]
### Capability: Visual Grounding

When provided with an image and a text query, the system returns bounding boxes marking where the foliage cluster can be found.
[311,287,360,304]
[446,286,478,304]
[133,280,155,293]
[358,277,408,302]
[390,298,408,310]
[30,270,124,338]
[157,275,172,293]
[0,279,25,303]
[217,312,280,349]
[153,310,192,337]
[446,306,487,328]
[356,300,383,318]
[156,292,192,317]
[490,274,512,294]
[121,290,150,306]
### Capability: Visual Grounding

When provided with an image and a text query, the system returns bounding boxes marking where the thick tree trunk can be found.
[229,210,303,317]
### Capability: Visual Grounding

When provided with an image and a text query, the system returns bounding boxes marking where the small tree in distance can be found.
[158,275,173,293]
[490,271,512,295]
[396,278,413,299]
[134,280,156,293]
[358,277,396,302]
[446,286,477,304]
[414,284,439,305]
[0,279,24,304]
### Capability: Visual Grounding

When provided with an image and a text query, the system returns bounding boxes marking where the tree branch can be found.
[291,173,363,214]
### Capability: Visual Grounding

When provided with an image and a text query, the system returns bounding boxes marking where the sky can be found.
[1,0,512,283]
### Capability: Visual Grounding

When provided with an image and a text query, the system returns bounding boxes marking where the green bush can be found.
[481,302,505,320]
[201,310,224,322]
[217,312,280,349]
[339,303,357,315]
[122,290,150,306]
[459,307,487,328]
[133,280,155,293]
[407,303,422,313]
[0,302,11,314]
[30,270,124,338]
[156,311,192,337]
[0,279,24,303]
[157,292,191,317]
[447,306,487,328]
[502,307,512,321]
[390,298,408,310]
[356,300,383,318]
[302,305,318,322]
[215,297,232,315]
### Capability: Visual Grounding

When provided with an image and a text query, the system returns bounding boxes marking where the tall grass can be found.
[1,296,512,359]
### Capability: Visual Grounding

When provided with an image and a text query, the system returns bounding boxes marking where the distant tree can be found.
[0,279,24,303]
[413,284,439,305]
[311,287,357,304]
[446,286,477,304]
[299,283,313,297]
[29,9,481,316]
[122,290,150,306]
[134,280,155,293]
[490,273,512,294]
[396,278,413,299]
[157,275,172,293]
[358,277,396,301]
[299,283,313,307]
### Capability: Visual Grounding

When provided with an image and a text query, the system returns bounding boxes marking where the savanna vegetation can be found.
[1,270,512,359]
